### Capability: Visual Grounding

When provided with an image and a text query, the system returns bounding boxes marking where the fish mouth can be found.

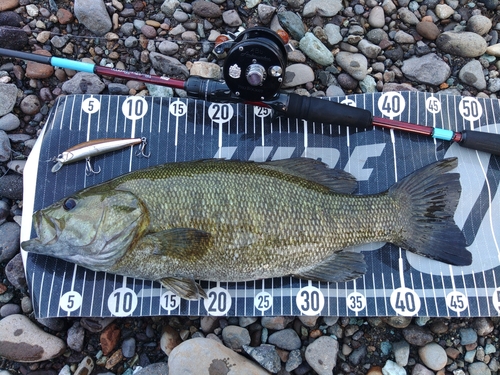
[30,211,65,248]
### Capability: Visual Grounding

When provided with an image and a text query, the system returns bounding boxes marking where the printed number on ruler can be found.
[492,287,500,314]
[169,100,187,117]
[254,106,272,118]
[459,97,483,122]
[378,92,405,119]
[107,287,138,317]
[254,291,273,312]
[296,285,325,315]
[425,96,441,114]
[161,291,181,312]
[347,291,367,313]
[446,291,468,313]
[341,98,356,107]
[208,103,234,124]
[122,97,148,120]
[59,291,83,313]
[204,286,232,316]
[390,287,421,316]
[82,97,100,114]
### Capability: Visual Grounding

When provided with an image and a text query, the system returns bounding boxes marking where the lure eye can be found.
[63,198,77,211]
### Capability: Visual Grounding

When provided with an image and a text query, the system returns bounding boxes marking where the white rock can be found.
[189,61,221,79]
[418,342,447,371]
[305,336,339,375]
[7,160,26,175]
[303,0,342,17]
[382,360,406,375]
[435,4,455,19]
[168,337,269,374]
[283,64,315,88]
[0,314,66,362]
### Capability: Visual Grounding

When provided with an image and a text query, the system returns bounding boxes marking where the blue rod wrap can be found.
[432,127,454,141]
[50,57,96,73]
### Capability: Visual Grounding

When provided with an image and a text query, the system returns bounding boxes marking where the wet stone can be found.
[243,344,281,373]
[222,325,251,350]
[460,328,478,346]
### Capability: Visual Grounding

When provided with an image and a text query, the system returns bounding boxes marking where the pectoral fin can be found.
[149,228,212,260]
[293,251,366,283]
[159,277,208,300]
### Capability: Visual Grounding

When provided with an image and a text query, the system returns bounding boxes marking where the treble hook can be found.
[85,157,101,176]
[136,137,151,158]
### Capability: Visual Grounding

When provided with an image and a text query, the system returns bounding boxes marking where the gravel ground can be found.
[1,0,500,373]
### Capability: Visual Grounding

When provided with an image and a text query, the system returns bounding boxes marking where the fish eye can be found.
[63,198,77,211]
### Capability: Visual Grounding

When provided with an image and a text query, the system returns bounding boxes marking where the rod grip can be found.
[0,47,52,65]
[460,130,500,156]
[284,94,373,128]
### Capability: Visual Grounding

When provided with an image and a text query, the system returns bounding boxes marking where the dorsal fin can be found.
[260,158,357,194]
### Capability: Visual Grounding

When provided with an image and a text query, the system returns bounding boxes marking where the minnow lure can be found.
[51,137,150,174]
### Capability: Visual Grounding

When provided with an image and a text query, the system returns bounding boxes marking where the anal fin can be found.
[159,277,208,300]
[293,251,366,283]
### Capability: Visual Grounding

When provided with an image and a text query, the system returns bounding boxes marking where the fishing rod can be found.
[1,27,499,155]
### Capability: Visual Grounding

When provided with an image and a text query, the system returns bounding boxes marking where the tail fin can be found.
[389,157,472,266]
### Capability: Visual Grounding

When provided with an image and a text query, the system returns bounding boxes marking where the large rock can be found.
[61,72,105,94]
[302,0,342,17]
[74,0,112,36]
[335,52,368,80]
[149,52,189,79]
[459,59,487,90]
[168,337,269,374]
[401,53,450,85]
[0,83,17,117]
[436,31,487,57]
[0,314,66,362]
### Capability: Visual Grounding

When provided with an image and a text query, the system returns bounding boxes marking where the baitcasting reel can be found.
[215,27,288,102]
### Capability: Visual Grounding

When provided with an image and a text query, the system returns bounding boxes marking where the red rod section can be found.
[372,116,433,136]
[94,66,186,90]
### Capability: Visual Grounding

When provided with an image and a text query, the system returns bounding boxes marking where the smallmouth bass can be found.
[22,157,472,299]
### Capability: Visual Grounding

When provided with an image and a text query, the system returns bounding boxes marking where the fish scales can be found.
[108,161,397,281]
[22,157,472,299]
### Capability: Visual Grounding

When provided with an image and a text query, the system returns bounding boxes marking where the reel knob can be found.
[223,27,287,101]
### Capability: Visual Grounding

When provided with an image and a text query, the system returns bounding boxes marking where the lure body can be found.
[51,138,147,173]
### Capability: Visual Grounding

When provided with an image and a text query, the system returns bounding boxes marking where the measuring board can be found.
[20,92,500,318]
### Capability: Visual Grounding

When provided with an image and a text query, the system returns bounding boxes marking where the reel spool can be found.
[221,27,287,102]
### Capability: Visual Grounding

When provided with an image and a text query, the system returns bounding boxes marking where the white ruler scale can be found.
[20,92,500,318]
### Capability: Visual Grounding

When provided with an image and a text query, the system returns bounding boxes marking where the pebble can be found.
[305,336,339,375]
[358,39,382,58]
[283,63,315,88]
[468,15,492,35]
[368,6,385,28]
[401,53,450,85]
[416,21,440,40]
[0,83,17,117]
[324,23,342,46]
[160,324,182,355]
[121,337,136,358]
[134,363,170,375]
[100,323,120,356]
[459,59,486,90]
[0,303,21,317]
[435,3,455,19]
[0,130,11,163]
[20,94,41,115]
[0,314,66,362]
[261,316,294,330]
[394,30,415,44]
[169,337,269,374]
[189,61,221,79]
[268,328,301,350]
[468,361,491,375]
[398,8,419,25]
[436,31,487,57]
[302,0,342,17]
[418,342,447,371]
[0,0,19,11]
[25,50,54,79]
[74,356,94,375]
[472,318,494,336]
[222,10,242,27]
[411,363,434,375]
[149,52,189,79]
[74,0,112,36]
[382,360,406,375]
[277,11,306,40]
[298,316,318,327]
[286,349,303,371]
[67,321,85,352]
[392,340,410,367]
[460,327,478,345]
[243,344,281,373]
[222,325,251,350]
[336,52,368,80]
[192,0,222,18]
[0,26,28,50]
[61,72,105,94]
[257,4,275,24]
[5,253,26,289]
